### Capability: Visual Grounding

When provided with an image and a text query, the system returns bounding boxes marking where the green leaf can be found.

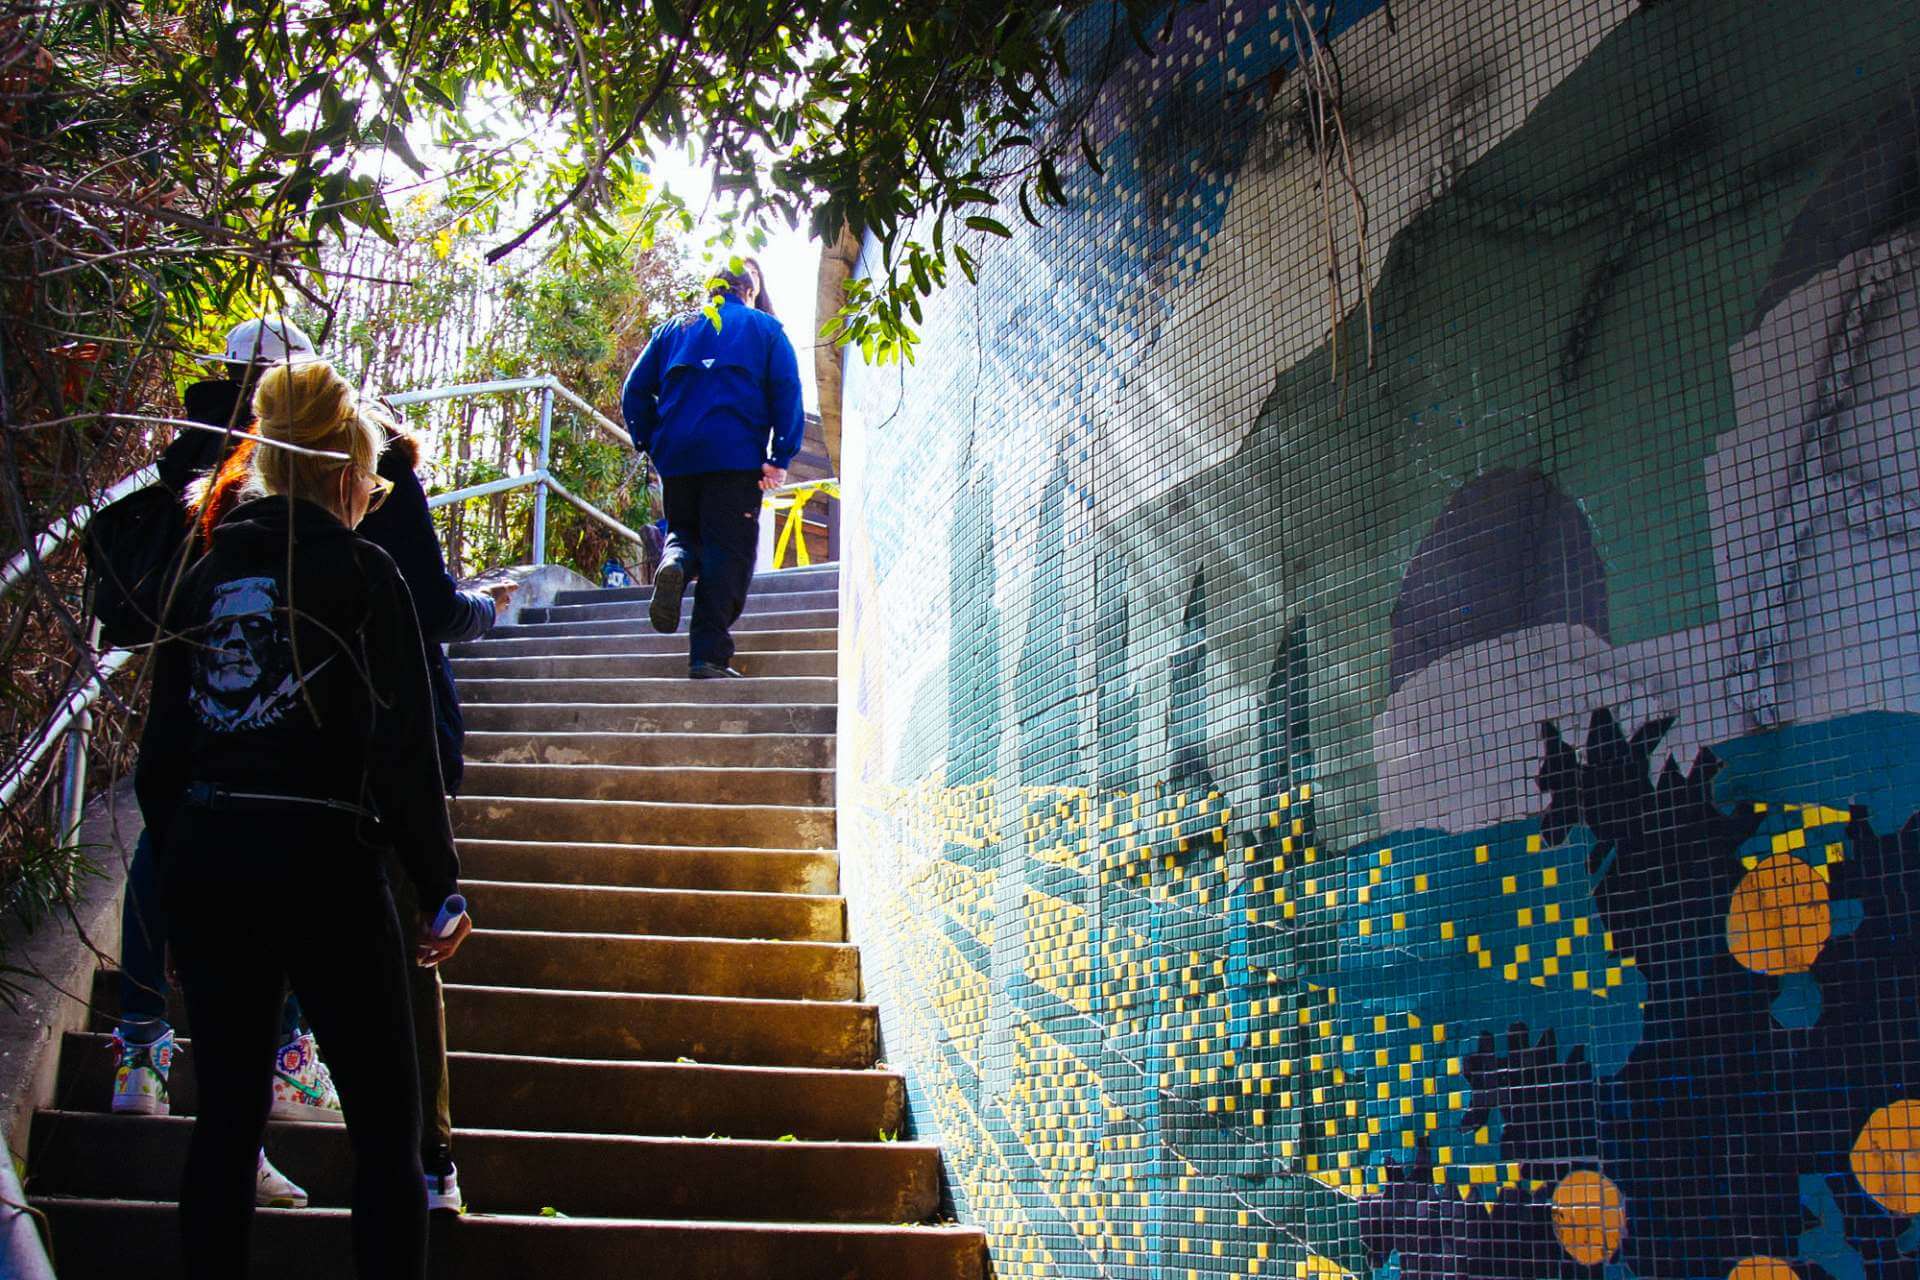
[963,215,1012,239]
[653,0,689,36]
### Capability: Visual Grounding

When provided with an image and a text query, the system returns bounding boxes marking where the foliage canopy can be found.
[97,0,1165,361]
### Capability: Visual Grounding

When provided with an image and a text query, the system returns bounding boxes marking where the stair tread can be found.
[57,1033,902,1138]
[36,1110,933,1152]
[32,1112,941,1222]
[35,1198,974,1234]
[462,926,853,947]
[463,878,844,906]
[32,1197,984,1280]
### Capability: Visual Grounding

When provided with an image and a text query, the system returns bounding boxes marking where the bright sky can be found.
[651,149,824,412]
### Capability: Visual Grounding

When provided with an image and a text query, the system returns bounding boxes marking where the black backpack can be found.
[83,481,196,649]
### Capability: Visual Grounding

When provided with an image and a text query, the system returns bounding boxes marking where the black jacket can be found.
[135,496,460,907]
[159,379,252,494]
[165,382,492,794]
[356,434,495,794]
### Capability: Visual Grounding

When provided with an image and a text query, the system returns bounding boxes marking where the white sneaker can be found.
[269,1032,345,1124]
[109,1028,175,1116]
[424,1159,464,1213]
[256,1150,309,1208]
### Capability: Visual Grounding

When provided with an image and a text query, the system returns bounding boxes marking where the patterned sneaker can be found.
[256,1149,309,1208]
[110,1028,174,1116]
[424,1149,464,1213]
[270,1032,345,1124]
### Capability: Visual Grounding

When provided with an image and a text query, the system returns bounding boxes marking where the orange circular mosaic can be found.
[1550,1170,1625,1265]
[1852,1099,1920,1216]
[1726,852,1832,975]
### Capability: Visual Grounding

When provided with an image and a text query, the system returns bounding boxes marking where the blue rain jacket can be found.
[620,299,805,478]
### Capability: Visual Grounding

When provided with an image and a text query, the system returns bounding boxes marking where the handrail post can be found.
[54,619,102,853]
[532,382,554,564]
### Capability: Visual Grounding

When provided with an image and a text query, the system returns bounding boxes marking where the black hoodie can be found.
[135,494,460,907]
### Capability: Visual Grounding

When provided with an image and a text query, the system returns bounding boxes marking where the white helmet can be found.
[212,316,316,366]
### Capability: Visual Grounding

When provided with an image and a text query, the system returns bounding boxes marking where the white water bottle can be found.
[422,893,469,967]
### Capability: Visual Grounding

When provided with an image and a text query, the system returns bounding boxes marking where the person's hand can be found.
[760,464,788,492]
[485,582,519,610]
[416,911,472,968]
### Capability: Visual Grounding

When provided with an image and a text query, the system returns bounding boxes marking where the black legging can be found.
[165,805,425,1279]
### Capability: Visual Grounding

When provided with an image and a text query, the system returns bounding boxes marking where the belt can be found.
[183,782,378,822]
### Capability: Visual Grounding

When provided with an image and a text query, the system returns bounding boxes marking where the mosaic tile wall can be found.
[833,2,1920,1276]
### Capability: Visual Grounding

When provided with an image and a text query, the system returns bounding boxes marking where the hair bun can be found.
[252,360,354,445]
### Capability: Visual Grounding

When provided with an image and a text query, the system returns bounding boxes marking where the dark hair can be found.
[711,257,776,318]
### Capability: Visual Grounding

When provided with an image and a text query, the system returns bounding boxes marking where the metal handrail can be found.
[0,373,641,837]
[0,464,159,601]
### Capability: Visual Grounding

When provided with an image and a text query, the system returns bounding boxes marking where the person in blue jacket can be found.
[620,259,804,677]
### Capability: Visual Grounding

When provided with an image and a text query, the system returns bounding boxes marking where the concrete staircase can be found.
[26,564,987,1278]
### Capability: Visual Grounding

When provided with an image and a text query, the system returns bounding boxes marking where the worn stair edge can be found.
[523,589,838,624]
[446,985,880,1070]
[459,880,845,941]
[461,731,835,771]
[457,762,835,808]
[488,608,837,639]
[454,839,839,894]
[31,1200,984,1280]
[445,929,860,1001]
[450,626,838,658]
[461,701,835,737]
[87,976,880,1070]
[452,794,835,850]
[29,1112,942,1223]
[450,650,837,681]
[456,676,840,706]
[553,566,838,606]
[54,1036,900,1141]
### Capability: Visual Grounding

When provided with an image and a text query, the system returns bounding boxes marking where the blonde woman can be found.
[136,358,466,1279]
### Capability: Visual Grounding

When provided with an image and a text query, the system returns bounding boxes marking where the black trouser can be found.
[661,469,762,667]
[165,807,425,1280]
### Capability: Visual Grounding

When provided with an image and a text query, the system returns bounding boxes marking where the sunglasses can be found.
[351,467,394,514]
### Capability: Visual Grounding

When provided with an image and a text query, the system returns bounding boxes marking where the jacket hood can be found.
[212,494,357,551]
[183,378,250,431]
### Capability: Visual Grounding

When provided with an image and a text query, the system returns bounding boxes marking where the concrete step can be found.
[54,1034,899,1140]
[459,762,835,807]
[445,986,880,1069]
[552,566,838,606]
[452,650,836,681]
[523,590,838,626]
[456,839,838,895]
[30,1112,942,1222]
[492,606,837,639]
[33,1199,985,1280]
[443,930,861,1001]
[86,974,880,1076]
[463,880,845,941]
[456,675,839,706]
[463,700,835,736]
[462,731,834,770]
[452,795,835,849]
[450,626,837,659]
